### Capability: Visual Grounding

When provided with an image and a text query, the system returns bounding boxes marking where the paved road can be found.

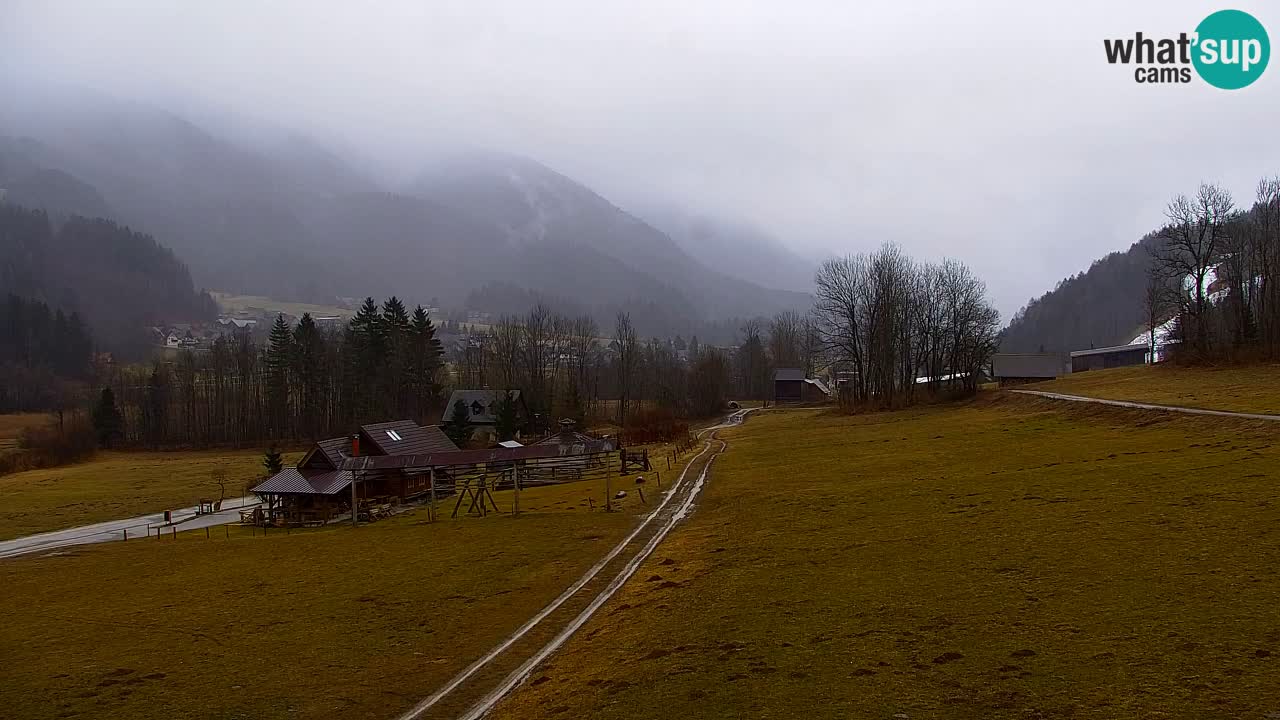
[0,495,262,560]
[1010,389,1280,422]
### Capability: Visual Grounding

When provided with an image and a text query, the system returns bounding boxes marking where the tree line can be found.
[1145,178,1280,361]
[0,294,94,412]
[814,243,1000,408]
[94,297,443,448]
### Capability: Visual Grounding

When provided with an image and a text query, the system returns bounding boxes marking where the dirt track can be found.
[395,407,753,720]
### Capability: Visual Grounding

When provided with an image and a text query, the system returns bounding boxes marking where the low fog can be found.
[3,0,1278,319]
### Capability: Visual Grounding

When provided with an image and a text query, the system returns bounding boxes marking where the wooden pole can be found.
[606,472,612,512]
[351,434,359,528]
[513,464,521,517]
[429,468,437,523]
[122,528,127,542]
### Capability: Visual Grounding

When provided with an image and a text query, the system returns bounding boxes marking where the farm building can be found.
[991,353,1070,385]
[251,420,458,525]
[442,389,529,425]
[1070,343,1149,372]
[773,368,832,404]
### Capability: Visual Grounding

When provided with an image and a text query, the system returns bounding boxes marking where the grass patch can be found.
[0,450,298,540]
[0,412,54,456]
[0,468,672,720]
[490,396,1280,719]
[1029,362,1280,415]
[210,291,354,320]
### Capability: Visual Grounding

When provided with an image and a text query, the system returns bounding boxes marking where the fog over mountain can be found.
[3,0,1280,327]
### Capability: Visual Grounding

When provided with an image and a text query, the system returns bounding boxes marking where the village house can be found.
[251,420,458,525]
[441,389,531,441]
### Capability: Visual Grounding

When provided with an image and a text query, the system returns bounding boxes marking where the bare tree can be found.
[613,311,638,426]
[768,311,804,369]
[1153,183,1234,356]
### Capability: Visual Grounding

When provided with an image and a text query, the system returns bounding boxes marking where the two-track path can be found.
[396,407,754,720]
[1009,389,1280,422]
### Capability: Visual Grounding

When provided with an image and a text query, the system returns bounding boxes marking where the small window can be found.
[386,430,402,441]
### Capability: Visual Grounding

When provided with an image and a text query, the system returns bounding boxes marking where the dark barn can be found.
[773,368,830,404]
[1070,343,1149,372]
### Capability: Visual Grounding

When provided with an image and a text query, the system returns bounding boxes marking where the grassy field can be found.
[0,412,53,456]
[490,396,1280,719]
[1029,362,1280,415]
[0,466,674,720]
[211,291,354,320]
[0,449,297,540]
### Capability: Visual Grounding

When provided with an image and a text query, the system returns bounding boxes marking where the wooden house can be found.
[252,420,458,525]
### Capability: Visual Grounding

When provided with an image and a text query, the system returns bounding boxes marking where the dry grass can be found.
[490,396,1280,719]
[1029,362,1280,415]
[0,412,54,456]
[0,465,676,720]
[0,449,298,540]
[210,291,354,320]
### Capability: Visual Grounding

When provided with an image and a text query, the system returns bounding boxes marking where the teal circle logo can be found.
[1193,9,1270,89]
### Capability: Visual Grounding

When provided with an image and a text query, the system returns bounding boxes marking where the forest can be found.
[0,203,216,357]
[1143,178,1280,362]
[1003,174,1280,358]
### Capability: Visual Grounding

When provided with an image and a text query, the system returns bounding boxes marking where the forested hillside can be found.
[1001,233,1159,352]
[0,203,216,357]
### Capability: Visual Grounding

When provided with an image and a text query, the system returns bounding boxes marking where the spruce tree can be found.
[265,314,294,436]
[382,297,412,416]
[292,313,325,436]
[346,297,386,421]
[263,443,284,476]
[91,386,123,448]
[444,399,471,446]
[494,390,519,441]
[409,305,444,418]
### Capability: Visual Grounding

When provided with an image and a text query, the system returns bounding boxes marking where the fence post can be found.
[429,468,437,523]
[606,472,612,512]
[206,527,210,540]
[172,526,177,540]
[513,464,521,517]
[122,528,127,542]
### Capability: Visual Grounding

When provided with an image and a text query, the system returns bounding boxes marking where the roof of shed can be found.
[774,367,805,381]
[1069,343,1148,358]
[252,468,354,495]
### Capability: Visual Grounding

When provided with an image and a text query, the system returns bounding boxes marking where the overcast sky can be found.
[4,1,1278,318]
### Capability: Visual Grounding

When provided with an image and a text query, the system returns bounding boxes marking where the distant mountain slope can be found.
[409,152,812,323]
[636,204,815,293]
[0,202,216,357]
[1001,233,1158,353]
[1,91,811,336]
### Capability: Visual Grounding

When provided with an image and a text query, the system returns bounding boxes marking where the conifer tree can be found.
[91,386,123,448]
[265,314,294,435]
[444,399,471,446]
[263,443,284,476]
[494,390,519,441]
